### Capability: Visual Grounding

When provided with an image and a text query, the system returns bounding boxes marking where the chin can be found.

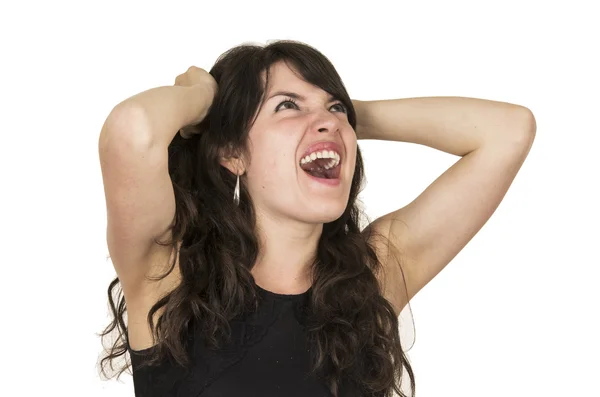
[303,200,348,224]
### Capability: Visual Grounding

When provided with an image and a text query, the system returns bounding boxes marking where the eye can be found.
[331,102,347,113]
[275,97,299,112]
[275,98,348,114]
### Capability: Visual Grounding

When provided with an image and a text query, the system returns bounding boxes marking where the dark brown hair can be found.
[99,40,415,397]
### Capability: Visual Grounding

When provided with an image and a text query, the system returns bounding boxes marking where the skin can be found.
[119,63,535,350]
[220,61,357,294]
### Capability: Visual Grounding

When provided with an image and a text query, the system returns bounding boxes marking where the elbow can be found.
[99,105,153,153]
[517,106,537,138]
[504,106,536,147]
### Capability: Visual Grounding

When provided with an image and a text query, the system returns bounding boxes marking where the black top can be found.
[128,280,360,396]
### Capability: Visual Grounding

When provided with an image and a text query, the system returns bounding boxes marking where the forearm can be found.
[104,84,213,149]
[353,97,535,156]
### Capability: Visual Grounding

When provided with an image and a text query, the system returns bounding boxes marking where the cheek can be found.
[255,132,298,178]
[344,132,358,161]
[246,123,302,186]
[250,149,294,186]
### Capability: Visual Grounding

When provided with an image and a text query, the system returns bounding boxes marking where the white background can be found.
[1,0,598,396]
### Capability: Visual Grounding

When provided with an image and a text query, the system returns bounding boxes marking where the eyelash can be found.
[276,97,347,113]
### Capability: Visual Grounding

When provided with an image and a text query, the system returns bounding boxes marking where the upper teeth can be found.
[300,150,340,170]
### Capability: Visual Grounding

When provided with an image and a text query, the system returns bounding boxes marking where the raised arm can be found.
[98,71,216,300]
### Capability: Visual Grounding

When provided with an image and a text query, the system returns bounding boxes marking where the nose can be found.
[313,110,341,134]
[318,125,336,133]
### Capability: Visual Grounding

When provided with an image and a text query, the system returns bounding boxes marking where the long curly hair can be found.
[99,39,415,397]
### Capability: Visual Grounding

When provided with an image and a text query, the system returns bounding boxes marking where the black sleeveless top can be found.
[128,280,361,396]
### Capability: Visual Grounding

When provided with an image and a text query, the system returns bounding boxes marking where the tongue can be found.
[307,168,328,178]
[300,158,332,178]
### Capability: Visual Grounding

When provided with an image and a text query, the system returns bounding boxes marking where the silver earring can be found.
[233,173,240,206]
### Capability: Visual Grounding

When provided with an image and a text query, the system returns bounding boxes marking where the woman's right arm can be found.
[98,83,214,297]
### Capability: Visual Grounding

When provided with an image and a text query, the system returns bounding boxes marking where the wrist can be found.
[184,84,215,126]
[352,99,370,140]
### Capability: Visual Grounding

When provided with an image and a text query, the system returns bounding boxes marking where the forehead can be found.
[264,61,328,99]
[264,61,303,87]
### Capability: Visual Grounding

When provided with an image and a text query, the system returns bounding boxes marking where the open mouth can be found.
[299,150,341,179]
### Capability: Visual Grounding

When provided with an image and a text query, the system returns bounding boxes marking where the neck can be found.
[250,209,322,294]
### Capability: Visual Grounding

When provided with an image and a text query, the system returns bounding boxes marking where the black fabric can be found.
[128,280,360,397]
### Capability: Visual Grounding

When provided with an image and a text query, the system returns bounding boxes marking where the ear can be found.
[220,157,245,176]
[219,146,246,176]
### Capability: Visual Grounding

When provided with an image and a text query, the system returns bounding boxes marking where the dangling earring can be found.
[233,173,240,206]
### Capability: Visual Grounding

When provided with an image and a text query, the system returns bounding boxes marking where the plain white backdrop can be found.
[1,0,598,396]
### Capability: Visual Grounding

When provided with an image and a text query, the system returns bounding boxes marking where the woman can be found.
[98,40,535,397]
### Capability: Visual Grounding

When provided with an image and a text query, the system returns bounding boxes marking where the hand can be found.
[174,66,218,139]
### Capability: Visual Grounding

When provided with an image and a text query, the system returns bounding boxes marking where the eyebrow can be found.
[268,90,338,103]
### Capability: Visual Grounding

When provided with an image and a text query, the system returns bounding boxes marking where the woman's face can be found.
[240,61,357,225]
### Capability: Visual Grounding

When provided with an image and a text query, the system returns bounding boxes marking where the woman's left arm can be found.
[353,96,535,152]
[354,96,536,315]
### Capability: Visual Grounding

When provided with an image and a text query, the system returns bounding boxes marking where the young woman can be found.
[98,40,535,397]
